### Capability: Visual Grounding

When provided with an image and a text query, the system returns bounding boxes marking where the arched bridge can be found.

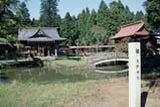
[93,58,128,67]
[85,52,128,66]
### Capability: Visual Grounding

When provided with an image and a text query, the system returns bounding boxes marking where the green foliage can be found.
[59,0,145,46]
[108,1,134,37]
[97,0,109,28]
[31,18,40,27]
[39,0,59,27]
[134,11,145,21]
[0,0,31,42]
[0,0,147,46]
[76,8,93,45]
[90,25,108,45]
[144,0,160,32]
[0,0,19,41]
[114,38,132,52]
[16,1,31,27]
[60,12,79,46]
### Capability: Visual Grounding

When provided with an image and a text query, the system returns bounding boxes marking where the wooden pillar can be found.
[48,48,50,56]
[42,47,44,56]
[54,49,57,57]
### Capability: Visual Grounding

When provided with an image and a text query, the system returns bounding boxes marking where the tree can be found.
[97,0,109,29]
[39,0,59,27]
[90,25,108,45]
[60,12,79,46]
[144,0,160,32]
[0,0,20,41]
[0,0,20,19]
[16,2,31,27]
[31,18,40,27]
[76,8,92,45]
[134,11,145,21]
[114,38,133,52]
[108,0,134,38]
[90,9,97,25]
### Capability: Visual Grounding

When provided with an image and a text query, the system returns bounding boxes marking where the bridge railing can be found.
[85,52,128,64]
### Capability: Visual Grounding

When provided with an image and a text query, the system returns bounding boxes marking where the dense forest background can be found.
[0,0,160,46]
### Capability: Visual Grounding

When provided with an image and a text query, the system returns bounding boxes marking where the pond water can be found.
[0,61,128,83]
[0,66,97,83]
[96,65,128,71]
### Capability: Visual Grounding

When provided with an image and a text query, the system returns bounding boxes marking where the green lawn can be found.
[0,79,110,107]
[53,59,86,67]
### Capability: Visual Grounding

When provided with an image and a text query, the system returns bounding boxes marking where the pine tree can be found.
[31,18,40,27]
[134,11,145,21]
[0,0,20,41]
[90,9,97,25]
[76,9,91,45]
[97,0,109,28]
[60,12,79,45]
[16,2,31,27]
[108,0,134,37]
[39,0,59,27]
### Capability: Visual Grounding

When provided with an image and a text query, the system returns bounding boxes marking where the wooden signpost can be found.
[129,42,141,107]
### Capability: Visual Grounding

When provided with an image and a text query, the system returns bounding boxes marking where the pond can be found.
[96,65,128,72]
[0,65,98,83]
[0,60,128,83]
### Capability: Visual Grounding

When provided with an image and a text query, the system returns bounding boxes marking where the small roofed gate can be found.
[18,27,65,57]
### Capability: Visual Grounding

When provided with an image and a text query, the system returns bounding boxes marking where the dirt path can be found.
[64,78,160,107]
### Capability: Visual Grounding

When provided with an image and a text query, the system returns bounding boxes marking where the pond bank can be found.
[0,56,56,69]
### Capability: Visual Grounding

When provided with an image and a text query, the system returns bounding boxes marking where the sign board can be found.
[129,42,141,107]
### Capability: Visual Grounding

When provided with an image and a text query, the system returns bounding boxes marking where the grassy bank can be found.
[53,59,86,67]
[0,78,128,107]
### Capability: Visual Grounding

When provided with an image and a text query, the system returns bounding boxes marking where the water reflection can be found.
[0,66,96,83]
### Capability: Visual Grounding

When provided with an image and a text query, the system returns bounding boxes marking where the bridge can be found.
[93,58,128,67]
[85,52,128,67]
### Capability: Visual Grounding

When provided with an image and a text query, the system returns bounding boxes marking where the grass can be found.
[0,79,112,107]
[53,59,86,67]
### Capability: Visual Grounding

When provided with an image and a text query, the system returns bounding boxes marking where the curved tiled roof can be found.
[18,27,65,42]
[111,20,149,39]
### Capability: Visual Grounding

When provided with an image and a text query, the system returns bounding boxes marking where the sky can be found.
[25,0,146,19]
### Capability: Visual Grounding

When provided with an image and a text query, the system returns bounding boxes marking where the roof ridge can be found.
[121,20,144,28]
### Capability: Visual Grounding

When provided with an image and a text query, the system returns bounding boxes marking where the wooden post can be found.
[129,42,141,107]
[55,48,57,57]
[47,47,50,56]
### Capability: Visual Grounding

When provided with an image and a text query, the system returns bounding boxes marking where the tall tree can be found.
[39,0,59,27]
[16,1,31,27]
[134,11,145,21]
[60,12,79,45]
[97,0,109,28]
[0,0,20,41]
[0,0,19,19]
[76,8,92,45]
[108,0,134,37]
[144,0,160,32]
[31,18,40,27]
[90,9,97,25]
